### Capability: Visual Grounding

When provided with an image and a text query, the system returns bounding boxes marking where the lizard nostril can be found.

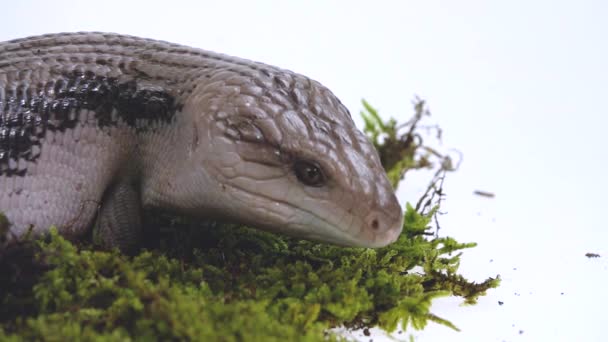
[370,218,380,231]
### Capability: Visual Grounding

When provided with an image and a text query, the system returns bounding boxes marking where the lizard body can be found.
[0,32,403,251]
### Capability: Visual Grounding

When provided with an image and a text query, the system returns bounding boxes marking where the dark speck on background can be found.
[473,190,495,198]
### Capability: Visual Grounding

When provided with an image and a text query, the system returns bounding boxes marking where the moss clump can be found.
[0,99,499,340]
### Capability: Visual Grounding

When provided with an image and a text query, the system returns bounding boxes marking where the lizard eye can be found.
[294,160,326,187]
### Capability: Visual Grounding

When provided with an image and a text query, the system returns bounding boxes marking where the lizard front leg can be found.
[93,179,143,254]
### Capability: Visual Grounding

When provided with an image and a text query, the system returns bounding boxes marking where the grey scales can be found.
[0,32,403,253]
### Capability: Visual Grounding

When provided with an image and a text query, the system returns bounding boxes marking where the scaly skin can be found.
[0,32,403,251]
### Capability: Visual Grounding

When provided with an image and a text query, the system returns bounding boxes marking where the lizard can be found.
[0,32,403,253]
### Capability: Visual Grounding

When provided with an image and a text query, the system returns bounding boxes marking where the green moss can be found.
[0,99,499,340]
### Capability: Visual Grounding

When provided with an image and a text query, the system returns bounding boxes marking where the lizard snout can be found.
[362,206,404,247]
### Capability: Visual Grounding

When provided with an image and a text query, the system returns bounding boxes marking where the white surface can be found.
[2,1,606,341]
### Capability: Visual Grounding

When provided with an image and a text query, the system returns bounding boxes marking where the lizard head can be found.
[181,68,403,248]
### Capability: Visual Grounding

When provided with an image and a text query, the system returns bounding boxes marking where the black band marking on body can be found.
[0,72,181,176]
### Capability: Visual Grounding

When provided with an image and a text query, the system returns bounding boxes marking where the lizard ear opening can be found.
[190,120,200,153]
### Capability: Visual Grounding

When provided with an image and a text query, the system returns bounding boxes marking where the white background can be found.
[2,1,606,341]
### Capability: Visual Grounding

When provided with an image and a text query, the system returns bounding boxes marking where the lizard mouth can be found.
[221,183,401,248]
